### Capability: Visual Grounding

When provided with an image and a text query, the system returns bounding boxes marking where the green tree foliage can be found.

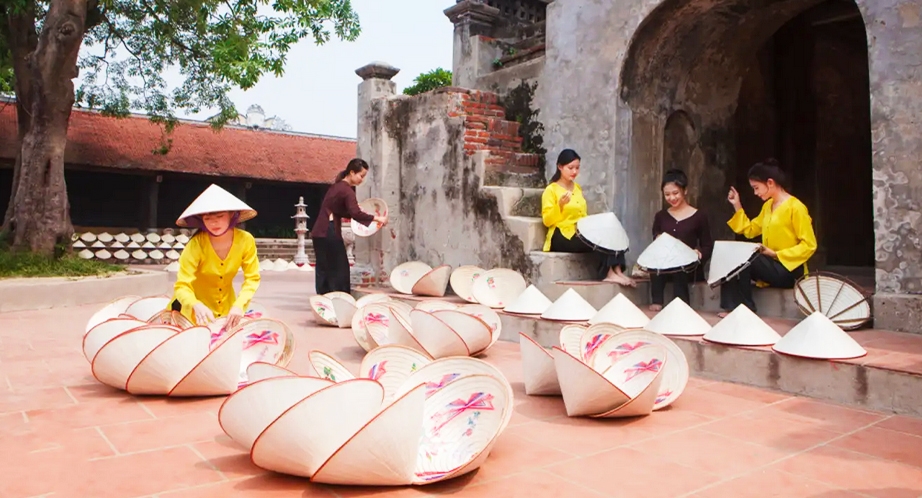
[0,0,361,255]
[402,67,452,96]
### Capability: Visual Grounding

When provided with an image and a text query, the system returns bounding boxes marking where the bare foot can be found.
[649,304,662,312]
[603,274,637,287]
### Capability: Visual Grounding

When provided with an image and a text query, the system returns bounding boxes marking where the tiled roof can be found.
[0,101,355,184]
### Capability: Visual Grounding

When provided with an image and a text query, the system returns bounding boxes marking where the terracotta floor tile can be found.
[697,410,842,452]
[0,386,75,414]
[0,423,114,462]
[25,395,153,429]
[0,446,90,497]
[548,447,718,497]
[627,428,791,476]
[137,395,226,418]
[461,433,577,485]
[504,414,657,457]
[688,469,865,497]
[100,411,220,453]
[453,469,607,498]
[507,394,569,427]
[66,382,133,403]
[61,446,225,497]
[769,445,922,497]
[664,386,771,419]
[620,404,716,433]
[159,475,336,497]
[828,426,922,469]
[755,397,885,433]
[192,436,265,479]
[874,415,922,438]
[697,381,793,405]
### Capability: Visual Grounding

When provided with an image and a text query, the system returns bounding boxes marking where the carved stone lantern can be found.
[292,197,310,267]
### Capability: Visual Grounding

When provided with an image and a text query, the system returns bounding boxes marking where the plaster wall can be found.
[355,89,535,281]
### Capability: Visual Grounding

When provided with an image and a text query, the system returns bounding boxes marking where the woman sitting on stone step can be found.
[648,168,714,312]
[718,158,817,317]
[541,148,635,286]
[169,184,261,329]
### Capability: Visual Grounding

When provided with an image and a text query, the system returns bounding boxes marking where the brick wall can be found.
[444,88,541,171]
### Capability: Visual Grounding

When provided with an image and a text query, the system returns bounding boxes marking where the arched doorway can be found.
[622,0,874,284]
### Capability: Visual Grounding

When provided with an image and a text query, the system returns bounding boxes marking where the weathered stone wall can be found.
[536,0,922,332]
[355,84,535,281]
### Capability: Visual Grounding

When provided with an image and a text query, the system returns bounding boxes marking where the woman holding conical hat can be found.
[648,169,714,311]
[719,158,817,317]
[312,158,389,295]
[168,184,261,328]
[541,149,634,286]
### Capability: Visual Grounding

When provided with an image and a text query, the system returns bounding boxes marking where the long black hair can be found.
[549,149,581,183]
[335,158,369,182]
[747,158,788,190]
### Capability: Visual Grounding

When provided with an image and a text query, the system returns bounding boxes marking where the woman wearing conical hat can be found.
[648,169,714,311]
[719,158,817,317]
[312,158,388,295]
[168,184,261,328]
[541,149,635,286]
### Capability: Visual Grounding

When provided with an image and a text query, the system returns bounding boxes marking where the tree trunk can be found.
[1,5,38,233]
[7,1,88,255]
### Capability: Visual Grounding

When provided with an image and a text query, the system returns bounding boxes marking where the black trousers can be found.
[549,228,626,281]
[650,265,705,305]
[312,232,351,295]
[720,254,804,312]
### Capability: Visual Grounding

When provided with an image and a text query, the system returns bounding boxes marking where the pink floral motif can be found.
[364,313,388,326]
[425,373,461,397]
[429,391,494,436]
[606,341,652,359]
[244,330,279,349]
[623,358,663,382]
[583,334,610,360]
[367,361,387,381]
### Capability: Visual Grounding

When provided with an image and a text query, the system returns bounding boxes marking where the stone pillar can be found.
[444,0,505,88]
[354,62,400,286]
[862,0,922,333]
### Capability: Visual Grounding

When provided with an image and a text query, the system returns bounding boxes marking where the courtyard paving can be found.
[1,271,921,497]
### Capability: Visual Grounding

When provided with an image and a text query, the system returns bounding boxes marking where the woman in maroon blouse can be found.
[311,158,388,295]
[649,169,714,311]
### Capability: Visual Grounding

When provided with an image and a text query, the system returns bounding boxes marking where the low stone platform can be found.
[0,269,171,313]
[354,286,922,418]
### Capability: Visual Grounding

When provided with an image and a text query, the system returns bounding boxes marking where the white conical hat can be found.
[636,233,699,271]
[540,288,597,321]
[576,212,630,252]
[503,285,552,315]
[702,304,781,346]
[176,184,256,227]
[644,298,711,336]
[589,293,650,328]
[707,241,760,286]
[772,312,867,359]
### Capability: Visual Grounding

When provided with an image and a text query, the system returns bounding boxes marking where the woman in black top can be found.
[648,169,714,311]
[311,158,388,295]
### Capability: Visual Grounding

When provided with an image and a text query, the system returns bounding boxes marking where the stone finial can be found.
[444,0,502,25]
[355,62,400,81]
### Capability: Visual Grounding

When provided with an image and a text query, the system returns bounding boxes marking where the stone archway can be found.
[619,0,873,277]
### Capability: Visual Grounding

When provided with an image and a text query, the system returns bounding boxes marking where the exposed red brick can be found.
[0,103,355,184]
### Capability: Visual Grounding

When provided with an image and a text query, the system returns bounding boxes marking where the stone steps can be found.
[526,251,805,320]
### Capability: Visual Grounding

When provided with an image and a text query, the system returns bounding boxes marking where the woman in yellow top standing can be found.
[169,184,261,328]
[541,149,635,286]
[719,158,817,317]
